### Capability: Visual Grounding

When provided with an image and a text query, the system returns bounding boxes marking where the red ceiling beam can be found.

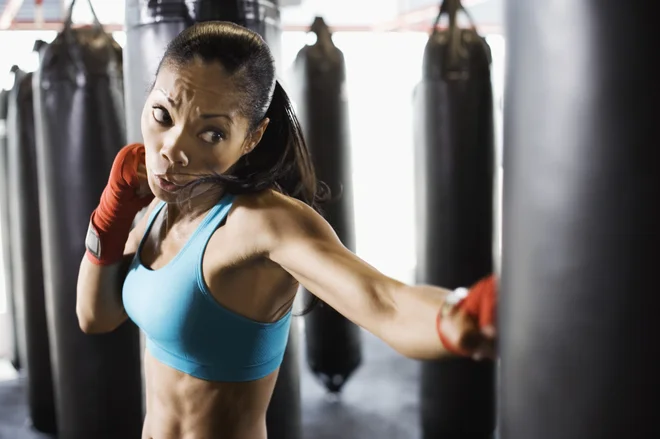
[5,21,378,32]
[5,0,502,35]
[375,0,493,31]
[5,20,502,34]
[0,0,26,29]
[6,19,123,31]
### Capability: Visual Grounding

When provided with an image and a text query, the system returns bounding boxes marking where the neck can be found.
[164,185,227,228]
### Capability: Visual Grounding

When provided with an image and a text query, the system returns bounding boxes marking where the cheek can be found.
[210,143,245,173]
[140,133,162,178]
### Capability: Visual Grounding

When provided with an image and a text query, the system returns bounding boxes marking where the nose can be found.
[160,130,189,167]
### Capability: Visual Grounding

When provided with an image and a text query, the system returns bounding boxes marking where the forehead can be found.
[154,59,243,113]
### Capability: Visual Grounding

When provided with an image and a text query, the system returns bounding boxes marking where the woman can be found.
[76,21,497,439]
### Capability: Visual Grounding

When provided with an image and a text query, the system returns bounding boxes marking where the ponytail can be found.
[262,82,325,315]
[258,81,326,209]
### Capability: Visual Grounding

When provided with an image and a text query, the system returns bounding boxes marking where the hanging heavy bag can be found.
[0,82,21,372]
[5,68,29,375]
[412,1,496,438]
[123,2,300,439]
[32,1,142,437]
[291,17,362,394]
[266,316,301,437]
[501,1,659,439]
[6,41,57,433]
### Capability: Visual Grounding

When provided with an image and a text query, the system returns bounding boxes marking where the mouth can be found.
[154,175,186,193]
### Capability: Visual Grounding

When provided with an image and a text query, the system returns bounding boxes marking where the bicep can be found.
[267,208,400,334]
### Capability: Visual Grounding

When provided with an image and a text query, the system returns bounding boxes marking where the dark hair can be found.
[157,21,326,211]
[157,21,323,313]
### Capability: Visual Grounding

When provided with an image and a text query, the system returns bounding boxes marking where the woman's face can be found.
[140,58,267,202]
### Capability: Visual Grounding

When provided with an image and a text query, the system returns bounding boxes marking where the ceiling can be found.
[0,0,503,32]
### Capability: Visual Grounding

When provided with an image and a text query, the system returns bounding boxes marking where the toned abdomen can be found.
[142,349,277,439]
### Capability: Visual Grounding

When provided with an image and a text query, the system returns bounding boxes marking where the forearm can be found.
[379,283,452,361]
[75,255,129,333]
[74,144,153,333]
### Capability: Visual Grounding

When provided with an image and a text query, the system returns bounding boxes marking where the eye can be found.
[200,130,225,144]
[152,105,172,125]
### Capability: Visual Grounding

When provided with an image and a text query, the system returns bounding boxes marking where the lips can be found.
[158,175,186,185]
[155,175,185,192]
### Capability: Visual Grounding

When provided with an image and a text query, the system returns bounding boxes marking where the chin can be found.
[147,177,177,202]
[157,188,183,202]
[155,190,179,203]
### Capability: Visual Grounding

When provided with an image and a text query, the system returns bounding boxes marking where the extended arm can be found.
[265,198,495,360]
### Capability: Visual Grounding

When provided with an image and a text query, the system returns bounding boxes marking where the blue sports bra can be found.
[122,194,292,382]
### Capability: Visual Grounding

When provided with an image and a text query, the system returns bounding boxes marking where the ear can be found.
[243,118,270,156]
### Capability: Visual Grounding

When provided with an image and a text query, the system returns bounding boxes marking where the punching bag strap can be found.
[61,0,116,71]
[310,17,335,54]
[63,0,102,31]
[432,0,477,32]
[431,0,478,73]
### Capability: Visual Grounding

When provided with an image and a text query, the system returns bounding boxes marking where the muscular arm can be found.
[75,199,157,334]
[263,196,452,360]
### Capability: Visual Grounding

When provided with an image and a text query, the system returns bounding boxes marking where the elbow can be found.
[76,314,105,334]
[76,307,119,334]
[368,289,400,341]
[375,283,441,361]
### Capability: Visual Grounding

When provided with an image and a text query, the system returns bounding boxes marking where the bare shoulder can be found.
[228,189,336,249]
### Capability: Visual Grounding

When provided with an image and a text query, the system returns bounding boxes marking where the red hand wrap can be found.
[86,143,154,265]
[437,274,497,356]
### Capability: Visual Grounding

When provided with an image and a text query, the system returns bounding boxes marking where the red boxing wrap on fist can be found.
[437,274,497,357]
[86,143,154,265]
[461,275,497,328]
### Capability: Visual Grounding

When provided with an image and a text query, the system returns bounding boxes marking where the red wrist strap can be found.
[437,310,471,356]
[436,274,497,356]
[85,144,153,265]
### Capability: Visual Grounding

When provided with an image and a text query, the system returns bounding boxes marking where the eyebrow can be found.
[200,113,233,124]
[156,88,233,124]
[157,88,179,107]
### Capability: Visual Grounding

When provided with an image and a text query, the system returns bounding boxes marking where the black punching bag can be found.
[501,2,659,439]
[6,41,57,434]
[292,17,361,394]
[5,68,29,373]
[0,78,20,372]
[413,1,495,438]
[32,1,142,438]
[123,2,300,439]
